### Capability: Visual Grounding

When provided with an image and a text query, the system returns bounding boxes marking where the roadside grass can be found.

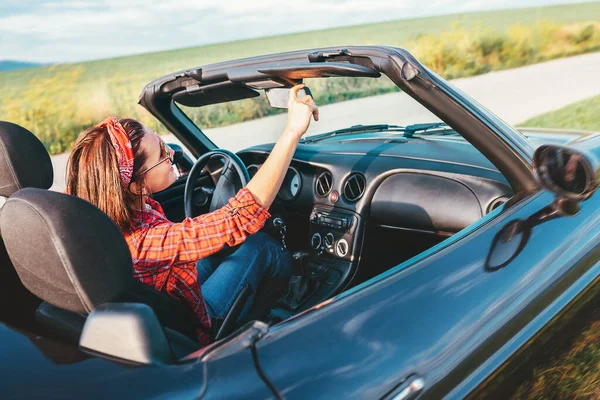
[519,94,600,132]
[510,321,600,399]
[1,2,600,154]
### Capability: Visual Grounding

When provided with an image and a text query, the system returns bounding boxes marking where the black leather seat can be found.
[0,121,54,329]
[0,121,239,346]
[0,122,198,344]
[0,188,200,342]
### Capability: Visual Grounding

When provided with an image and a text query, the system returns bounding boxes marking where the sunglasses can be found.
[138,140,175,176]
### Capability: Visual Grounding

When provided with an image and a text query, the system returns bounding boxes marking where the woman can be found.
[66,85,319,344]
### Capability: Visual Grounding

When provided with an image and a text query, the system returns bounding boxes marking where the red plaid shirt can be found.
[123,188,270,344]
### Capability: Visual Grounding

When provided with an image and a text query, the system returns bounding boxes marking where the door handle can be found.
[381,375,425,400]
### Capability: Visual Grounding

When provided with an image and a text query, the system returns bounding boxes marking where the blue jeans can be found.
[197,232,292,322]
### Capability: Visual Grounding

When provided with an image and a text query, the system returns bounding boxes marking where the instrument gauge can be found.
[278,166,302,201]
[247,164,262,179]
[290,173,301,197]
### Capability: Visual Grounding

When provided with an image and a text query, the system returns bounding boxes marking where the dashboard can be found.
[240,137,512,233]
[237,136,513,312]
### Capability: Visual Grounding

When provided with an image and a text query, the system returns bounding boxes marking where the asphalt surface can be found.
[50,51,600,192]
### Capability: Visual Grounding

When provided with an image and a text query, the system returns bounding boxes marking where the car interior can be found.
[0,67,519,364]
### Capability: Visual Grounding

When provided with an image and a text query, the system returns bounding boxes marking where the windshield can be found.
[177,76,445,152]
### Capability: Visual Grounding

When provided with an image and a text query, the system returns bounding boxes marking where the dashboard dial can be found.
[278,167,302,201]
[336,239,349,257]
[324,232,335,248]
[311,233,322,249]
[290,173,301,197]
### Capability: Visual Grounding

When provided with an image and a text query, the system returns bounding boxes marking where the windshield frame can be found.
[139,45,539,192]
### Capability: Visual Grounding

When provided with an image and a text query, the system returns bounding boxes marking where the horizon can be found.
[1,0,596,65]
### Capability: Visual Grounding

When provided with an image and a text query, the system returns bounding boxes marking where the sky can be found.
[0,0,594,63]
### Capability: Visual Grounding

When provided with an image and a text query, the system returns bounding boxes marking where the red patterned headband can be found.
[99,116,135,187]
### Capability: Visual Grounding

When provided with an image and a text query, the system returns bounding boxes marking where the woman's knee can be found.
[242,231,292,279]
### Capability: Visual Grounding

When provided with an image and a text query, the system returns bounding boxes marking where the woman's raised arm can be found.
[246,84,319,209]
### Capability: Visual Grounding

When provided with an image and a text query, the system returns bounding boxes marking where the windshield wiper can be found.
[300,122,458,144]
[301,124,406,144]
[402,122,457,138]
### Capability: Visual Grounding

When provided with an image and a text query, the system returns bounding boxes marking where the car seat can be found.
[0,122,201,351]
[1,187,204,345]
[0,121,53,329]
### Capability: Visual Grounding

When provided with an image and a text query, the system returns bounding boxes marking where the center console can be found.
[309,207,361,262]
[274,206,363,316]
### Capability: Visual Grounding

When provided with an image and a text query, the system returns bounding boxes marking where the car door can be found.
[465,277,600,399]
[461,216,600,396]
[250,187,600,399]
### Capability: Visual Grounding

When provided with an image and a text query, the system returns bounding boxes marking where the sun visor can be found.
[173,82,260,107]
[257,62,380,79]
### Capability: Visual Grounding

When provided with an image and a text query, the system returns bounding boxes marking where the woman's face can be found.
[137,127,178,194]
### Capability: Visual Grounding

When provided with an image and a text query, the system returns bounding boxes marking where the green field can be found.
[3,2,600,90]
[520,94,600,131]
[1,2,600,154]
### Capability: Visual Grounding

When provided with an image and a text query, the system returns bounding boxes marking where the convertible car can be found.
[1,46,599,399]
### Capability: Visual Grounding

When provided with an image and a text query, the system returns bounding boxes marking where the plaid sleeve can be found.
[136,187,271,266]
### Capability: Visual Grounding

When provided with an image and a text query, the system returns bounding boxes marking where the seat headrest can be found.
[0,188,133,314]
[0,121,53,197]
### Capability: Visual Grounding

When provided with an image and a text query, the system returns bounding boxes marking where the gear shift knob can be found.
[292,251,310,260]
[292,251,310,275]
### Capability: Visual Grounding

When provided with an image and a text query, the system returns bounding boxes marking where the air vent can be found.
[315,171,333,197]
[487,197,509,214]
[343,173,366,202]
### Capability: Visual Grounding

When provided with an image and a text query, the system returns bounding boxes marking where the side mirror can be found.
[79,303,174,366]
[486,220,530,271]
[533,145,599,201]
[265,86,313,109]
[168,143,194,174]
[169,143,184,165]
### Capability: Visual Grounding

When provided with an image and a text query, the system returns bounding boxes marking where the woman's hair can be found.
[66,118,148,232]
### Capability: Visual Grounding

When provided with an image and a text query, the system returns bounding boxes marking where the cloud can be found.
[42,1,99,9]
[0,0,594,63]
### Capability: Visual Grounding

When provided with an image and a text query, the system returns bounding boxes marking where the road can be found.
[50,51,600,191]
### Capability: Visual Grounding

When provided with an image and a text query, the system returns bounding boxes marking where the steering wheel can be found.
[184,149,250,218]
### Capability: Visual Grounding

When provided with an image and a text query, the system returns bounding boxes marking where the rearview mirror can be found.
[533,145,599,201]
[265,86,313,109]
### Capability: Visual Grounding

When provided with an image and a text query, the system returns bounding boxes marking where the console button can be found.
[329,190,339,203]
